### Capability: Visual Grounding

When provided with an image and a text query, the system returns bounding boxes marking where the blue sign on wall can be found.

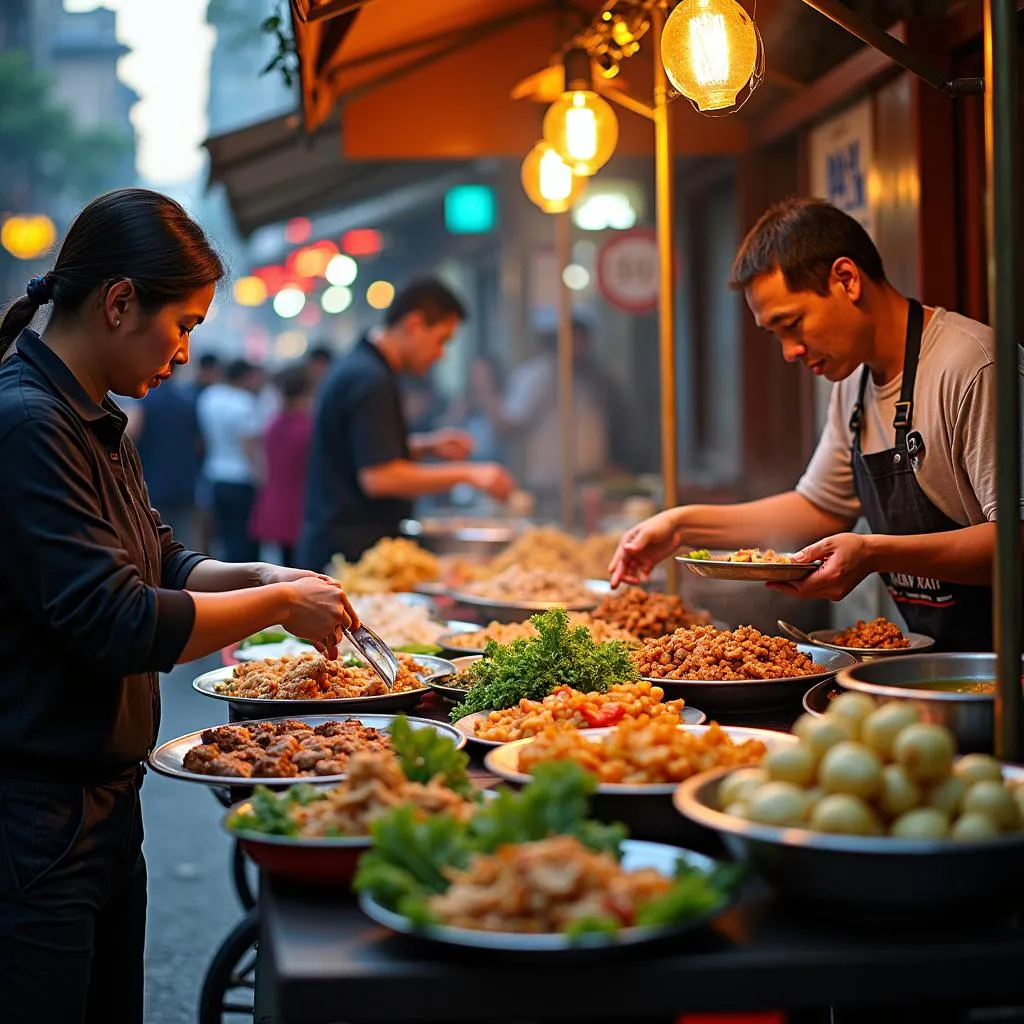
[444,185,496,234]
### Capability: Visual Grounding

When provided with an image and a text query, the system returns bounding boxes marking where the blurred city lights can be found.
[562,264,591,291]
[325,254,358,287]
[285,217,312,244]
[1,215,56,260]
[341,228,383,257]
[275,331,308,359]
[272,286,306,319]
[366,280,395,310]
[292,241,338,278]
[321,285,353,314]
[233,275,268,306]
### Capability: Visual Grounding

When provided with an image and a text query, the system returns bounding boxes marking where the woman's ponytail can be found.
[0,272,54,361]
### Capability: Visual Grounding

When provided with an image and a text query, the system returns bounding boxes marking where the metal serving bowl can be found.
[400,517,528,558]
[642,645,857,715]
[835,653,1020,755]
[675,765,1024,921]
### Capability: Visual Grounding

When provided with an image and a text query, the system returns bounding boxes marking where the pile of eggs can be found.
[719,695,1024,840]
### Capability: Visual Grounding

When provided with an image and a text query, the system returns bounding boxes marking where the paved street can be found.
[144,655,246,1024]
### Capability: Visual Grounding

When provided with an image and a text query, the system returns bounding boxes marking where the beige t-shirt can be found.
[797,308,1024,527]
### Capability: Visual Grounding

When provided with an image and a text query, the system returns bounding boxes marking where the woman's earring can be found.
[113,318,121,328]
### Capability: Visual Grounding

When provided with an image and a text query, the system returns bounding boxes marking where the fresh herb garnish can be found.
[387,716,474,798]
[688,549,712,560]
[450,607,637,721]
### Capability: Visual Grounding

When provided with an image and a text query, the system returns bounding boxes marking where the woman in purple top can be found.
[251,361,315,565]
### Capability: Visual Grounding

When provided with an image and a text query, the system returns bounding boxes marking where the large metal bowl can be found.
[641,645,857,715]
[835,653,1020,754]
[400,517,527,558]
[675,765,1024,921]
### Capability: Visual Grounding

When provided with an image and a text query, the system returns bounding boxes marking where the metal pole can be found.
[556,210,575,532]
[653,2,680,592]
[983,0,1022,761]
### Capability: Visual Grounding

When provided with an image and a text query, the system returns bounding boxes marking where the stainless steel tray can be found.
[676,551,819,582]
[640,644,857,714]
[148,713,466,787]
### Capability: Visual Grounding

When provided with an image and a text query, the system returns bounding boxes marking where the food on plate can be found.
[633,624,824,681]
[831,617,910,649]
[517,719,767,785]
[593,588,710,640]
[451,608,637,721]
[445,614,639,651]
[688,548,793,563]
[347,593,447,650]
[355,761,740,936]
[470,681,686,743]
[722,693,1024,838]
[459,566,597,606]
[330,537,438,594]
[214,652,428,701]
[227,717,476,836]
[182,717,390,779]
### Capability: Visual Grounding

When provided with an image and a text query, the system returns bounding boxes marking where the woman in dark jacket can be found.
[0,188,357,1023]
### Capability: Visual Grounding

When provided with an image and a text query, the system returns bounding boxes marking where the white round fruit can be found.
[927,776,967,818]
[861,703,920,759]
[962,780,1019,830]
[763,743,817,787]
[878,764,921,819]
[809,793,880,836]
[892,723,955,784]
[951,812,1001,841]
[719,767,769,808]
[953,753,1003,787]
[793,714,852,759]
[889,807,949,840]
[746,782,809,827]
[818,741,883,799]
[826,692,876,734]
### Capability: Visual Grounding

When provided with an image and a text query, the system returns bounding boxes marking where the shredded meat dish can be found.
[831,617,910,649]
[632,624,825,681]
[593,588,710,640]
[460,567,596,606]
[214,652,427,701]
[427,835,672,933]
[182,718,390,779]
[517,718,767,785]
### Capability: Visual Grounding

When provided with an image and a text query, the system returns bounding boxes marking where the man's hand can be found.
[608,509,685,587]
[256,564,328,587]
[767,532,874,601]
[414,428,475,461]
[469,463,517,501]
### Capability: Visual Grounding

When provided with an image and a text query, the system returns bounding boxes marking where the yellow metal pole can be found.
[556,210,575,532]
[652,2,680,591]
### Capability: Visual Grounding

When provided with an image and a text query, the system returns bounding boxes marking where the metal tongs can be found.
[343,622,400,690]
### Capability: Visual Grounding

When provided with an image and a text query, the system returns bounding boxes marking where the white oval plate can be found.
[806,629,935,657]
[675,552,819,582]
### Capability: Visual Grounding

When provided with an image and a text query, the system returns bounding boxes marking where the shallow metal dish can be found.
[426,654,482,704]
[802,678,840,717]
[191,655,456,717]
[806,628,935,658]
[835,653,1022,754]
[640,644,856,715]
[675,764,1024,920]
[149,713,466,788]
[461,705,708,750]
[484,722,784,844]
[359,840,726,955]
[676,551,820,583]
[400,517,527,557]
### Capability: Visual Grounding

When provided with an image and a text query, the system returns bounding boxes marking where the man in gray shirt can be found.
[610,197,1023,651]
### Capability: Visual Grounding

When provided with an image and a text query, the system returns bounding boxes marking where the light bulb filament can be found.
[688,11,730,86]
[564,94,599,162]
[538,148,574,202]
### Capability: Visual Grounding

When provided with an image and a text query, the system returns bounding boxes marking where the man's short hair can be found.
[730,197,887,296]
[385,278,467,327]
[308,344,333,362]
[198,353,220,371]
[226,358,255,384]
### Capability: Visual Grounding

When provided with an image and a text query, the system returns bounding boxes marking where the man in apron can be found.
[609,197,1023,651]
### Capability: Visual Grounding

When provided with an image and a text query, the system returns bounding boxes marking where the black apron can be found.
[849,299,993,652]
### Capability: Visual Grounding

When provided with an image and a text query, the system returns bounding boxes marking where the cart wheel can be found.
[198,909,259,1024]
[231,841,258,910]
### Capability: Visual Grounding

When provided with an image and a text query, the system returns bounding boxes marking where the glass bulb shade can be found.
[661,0,758,111]
[521,142,586,214]
[542,90,619,176]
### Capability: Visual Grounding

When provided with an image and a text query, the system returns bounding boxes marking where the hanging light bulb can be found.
[521,141,586,214]
[661,0,759,111]
[542,47,619,177]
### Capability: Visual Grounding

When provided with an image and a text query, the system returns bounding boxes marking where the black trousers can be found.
[0,772,146,1024]
[211,480,259,563]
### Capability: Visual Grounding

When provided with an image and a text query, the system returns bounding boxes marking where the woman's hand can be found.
[256,564,326,586]
[278,577,359,659]
[608,509,685,587]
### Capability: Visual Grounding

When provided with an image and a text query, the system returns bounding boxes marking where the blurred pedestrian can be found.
[298,278,516,569]
[193,351,222,550]
[250,362,314,565]
[197,358,263,561]
[308,343,333,388]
